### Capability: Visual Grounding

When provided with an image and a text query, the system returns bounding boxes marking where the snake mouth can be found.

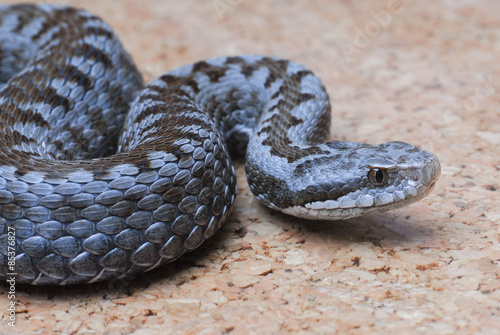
[282,194,424,221]
[281,178,439,221]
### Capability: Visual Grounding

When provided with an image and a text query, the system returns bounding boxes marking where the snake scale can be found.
[0,4,440,285]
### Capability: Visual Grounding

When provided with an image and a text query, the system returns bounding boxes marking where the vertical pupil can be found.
[375,169,384,183]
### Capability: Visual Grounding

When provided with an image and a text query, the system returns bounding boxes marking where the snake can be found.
[0,4,440,285]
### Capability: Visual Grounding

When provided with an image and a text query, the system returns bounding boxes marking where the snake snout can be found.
[421,154,441,187]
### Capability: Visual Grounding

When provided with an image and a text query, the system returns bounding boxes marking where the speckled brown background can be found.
[0,0,499,334]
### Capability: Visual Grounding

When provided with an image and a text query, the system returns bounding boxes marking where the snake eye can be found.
[368,168,388,186]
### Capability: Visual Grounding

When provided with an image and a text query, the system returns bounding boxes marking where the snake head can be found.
[279,141,441,220]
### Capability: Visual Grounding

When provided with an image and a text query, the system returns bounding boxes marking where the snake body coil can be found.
[0,5,440,285]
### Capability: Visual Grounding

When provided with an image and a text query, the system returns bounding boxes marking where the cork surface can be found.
[1,0,499,334]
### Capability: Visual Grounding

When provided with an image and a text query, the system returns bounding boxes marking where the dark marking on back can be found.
[160,74,200,94]
[75,43,112,67]
[192,60,228,82]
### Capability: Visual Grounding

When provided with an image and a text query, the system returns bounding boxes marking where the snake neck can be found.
[243,63,334,209]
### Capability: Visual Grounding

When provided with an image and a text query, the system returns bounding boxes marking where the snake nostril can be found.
[406,169,422,186]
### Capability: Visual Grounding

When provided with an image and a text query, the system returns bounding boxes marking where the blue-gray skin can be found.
[0,5,440,285]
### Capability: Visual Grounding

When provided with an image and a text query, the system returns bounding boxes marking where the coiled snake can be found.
[0,5,440,285]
